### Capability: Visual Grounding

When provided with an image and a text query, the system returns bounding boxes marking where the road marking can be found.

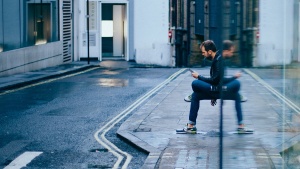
[94,68,186,169]
[0,67,100,96]
[0,140,29,162]
[4,151,43,169]
[244,69,300,115]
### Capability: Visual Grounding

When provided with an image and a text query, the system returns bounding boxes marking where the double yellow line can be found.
[0,67,100,96]
[93,68,186,169]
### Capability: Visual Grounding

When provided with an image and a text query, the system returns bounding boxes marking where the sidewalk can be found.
[1,61,300,168]
[0,60,145,92]
[0,61,97,92]
[117,68,300,169]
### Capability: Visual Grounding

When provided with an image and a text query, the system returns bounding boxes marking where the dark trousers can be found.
[188,79,243,125]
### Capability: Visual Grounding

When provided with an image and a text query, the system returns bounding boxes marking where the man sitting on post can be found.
[184,40,247,102]
[177,40,245,134]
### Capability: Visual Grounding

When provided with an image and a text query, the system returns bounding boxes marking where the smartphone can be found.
[188,68,194,73]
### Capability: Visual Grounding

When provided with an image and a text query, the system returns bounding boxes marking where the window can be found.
[1,0,21,51]
[27,0,59,46]
[0,0,59,52]
[101,21,114,37]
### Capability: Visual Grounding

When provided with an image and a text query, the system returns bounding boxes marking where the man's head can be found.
[200,40,217,60]
[222,40,235,58]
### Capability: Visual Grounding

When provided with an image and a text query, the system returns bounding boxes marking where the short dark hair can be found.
[200,40,217,52]
[223,40,234,51]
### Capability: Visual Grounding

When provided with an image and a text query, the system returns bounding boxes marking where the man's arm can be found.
[223,72,241,84]
[197,57,223,85]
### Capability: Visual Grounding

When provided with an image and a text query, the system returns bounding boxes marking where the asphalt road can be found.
[0,67,180,169]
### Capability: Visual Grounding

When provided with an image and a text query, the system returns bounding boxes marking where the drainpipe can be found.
[86,0,90,64]
[186,0,191,66]
[239,0,244,66]
[173,0,177,28]
[72,0,74,61]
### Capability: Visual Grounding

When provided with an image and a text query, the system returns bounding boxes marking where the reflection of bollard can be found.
[175,29,183,67]
[243,27,258,67]
[175,28,187,67]
[182,41,187,67]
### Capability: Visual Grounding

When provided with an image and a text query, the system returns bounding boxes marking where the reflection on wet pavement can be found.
[248,68,300,168]
[97,78,128,87]
[249,68,300,113]
[102,70,122,75]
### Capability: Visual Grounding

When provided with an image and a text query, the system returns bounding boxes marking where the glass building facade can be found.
[0,0,59,52]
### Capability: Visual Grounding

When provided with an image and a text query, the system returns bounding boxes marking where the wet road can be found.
[0,67,180,169]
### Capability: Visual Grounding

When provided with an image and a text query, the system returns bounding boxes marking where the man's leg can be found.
[224,80,243,127]
[188,80,211,127]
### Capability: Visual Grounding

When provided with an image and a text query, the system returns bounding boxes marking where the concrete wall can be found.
[255,0,293,66]
[133,0,172,66]
[0,42,63,77]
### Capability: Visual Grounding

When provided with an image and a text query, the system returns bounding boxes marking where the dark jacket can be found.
[198,51,236,87]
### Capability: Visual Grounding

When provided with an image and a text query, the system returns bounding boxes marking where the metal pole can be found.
[86,0,90,64]
[218,0,224,168]
[71,0,74,61]
[186,0,191,67]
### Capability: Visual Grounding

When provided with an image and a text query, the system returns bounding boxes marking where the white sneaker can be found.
[240,95,248,102]
[184,94,192,102]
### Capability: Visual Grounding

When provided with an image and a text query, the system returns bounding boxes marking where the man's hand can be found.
[211,99,217,106]
[191,72,199,79]
[234,72,241,78]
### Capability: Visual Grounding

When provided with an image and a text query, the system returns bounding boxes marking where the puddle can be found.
[280,141,300,168]
[97,78,128,87]
[102,70,120,75]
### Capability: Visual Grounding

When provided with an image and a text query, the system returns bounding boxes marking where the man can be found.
[184,40,247,102]
[178,40,245,134]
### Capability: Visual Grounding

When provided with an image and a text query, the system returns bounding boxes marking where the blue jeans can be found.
[188,79,243,126]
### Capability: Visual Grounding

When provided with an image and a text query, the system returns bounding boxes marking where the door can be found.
[101,3,126,60]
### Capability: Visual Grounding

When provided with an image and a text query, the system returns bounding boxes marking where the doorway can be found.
[101,3,126,60]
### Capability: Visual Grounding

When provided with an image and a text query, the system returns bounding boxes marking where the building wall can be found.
[255,0,293,66]
[76,0,101,60]
[0,0,63,77]
[133,0,172,66]
[190,0,203,66]
[0,42,63,77]
[74,0,172,66]
[188,0,243,67]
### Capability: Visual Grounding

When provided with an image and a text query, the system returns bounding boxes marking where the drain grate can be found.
[88,164,112,168]
[89,148,108,152]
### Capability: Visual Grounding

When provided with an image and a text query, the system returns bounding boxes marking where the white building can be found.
[73,0,174,66]
[255,0,299,66]
[0,0,173,77]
